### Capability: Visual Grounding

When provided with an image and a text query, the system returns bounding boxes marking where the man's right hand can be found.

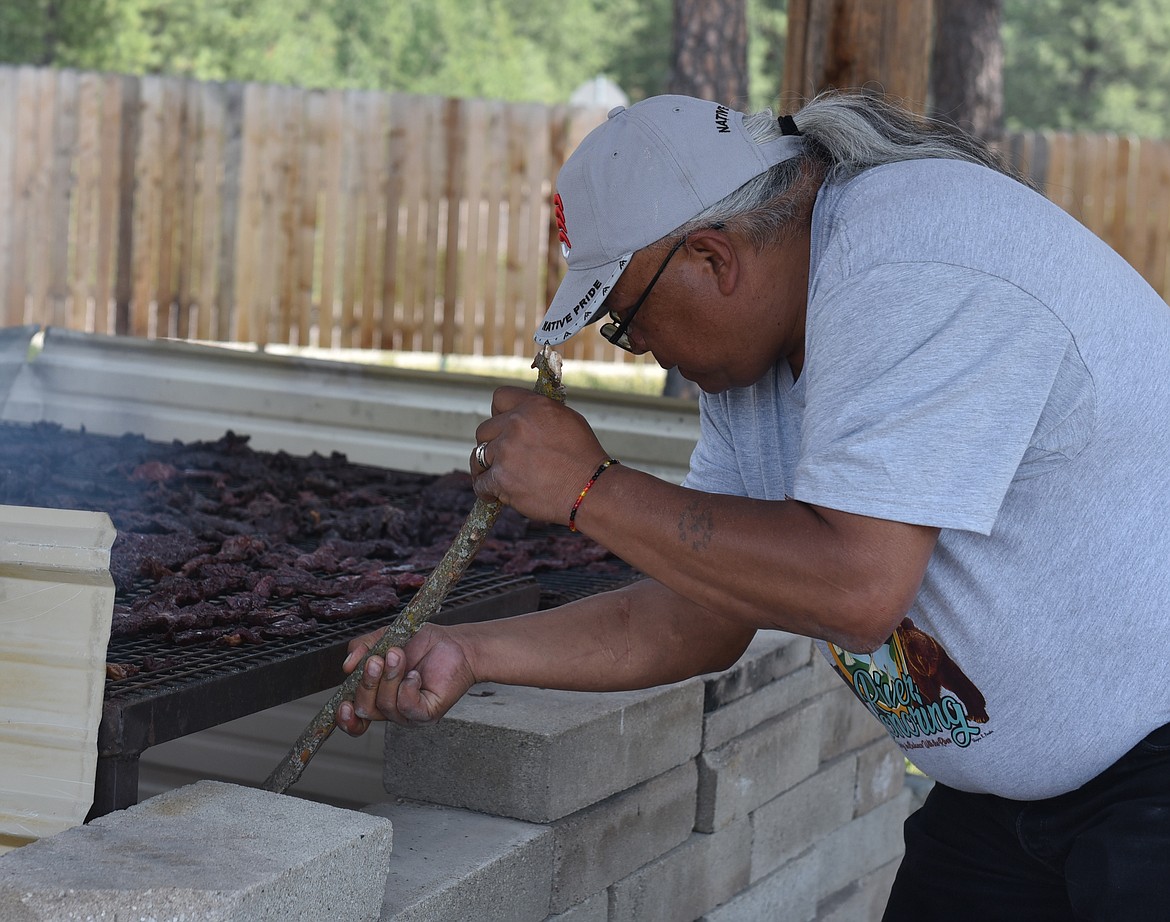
[336,623,478,736]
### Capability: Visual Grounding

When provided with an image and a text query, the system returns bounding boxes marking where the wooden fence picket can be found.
[0,68,14,327]
[47,69,76,330]
[479,99,507,358]
[10,65,34,325]
[1109,135,1133,264]
[72,72,101,330]
[1147,140,1170,296]
[29,68,57,327]
[3,64,1170,366]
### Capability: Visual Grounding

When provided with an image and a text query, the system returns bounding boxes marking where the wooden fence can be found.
[1000,132,1170,298]
[2,65,1170,363]
[0,66,618,362]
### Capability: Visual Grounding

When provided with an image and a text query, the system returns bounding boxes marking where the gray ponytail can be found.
[675,90,1025,248]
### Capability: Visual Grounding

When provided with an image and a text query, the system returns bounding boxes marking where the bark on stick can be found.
[262,347,565,794]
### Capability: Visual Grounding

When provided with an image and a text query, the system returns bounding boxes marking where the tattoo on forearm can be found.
[678,498,714,551]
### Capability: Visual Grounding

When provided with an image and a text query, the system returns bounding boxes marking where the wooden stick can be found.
[262,346,565,794]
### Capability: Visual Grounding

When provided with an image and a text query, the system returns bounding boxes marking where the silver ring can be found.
[475,441,490,470]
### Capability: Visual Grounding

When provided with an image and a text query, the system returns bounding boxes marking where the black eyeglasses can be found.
[600,236,687,353]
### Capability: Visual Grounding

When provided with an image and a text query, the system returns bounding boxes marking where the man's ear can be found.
[685,227,740,296]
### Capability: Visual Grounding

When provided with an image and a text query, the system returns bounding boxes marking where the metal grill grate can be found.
[1,420,627,816]
[534,565,643,608]
[104,567,535,700]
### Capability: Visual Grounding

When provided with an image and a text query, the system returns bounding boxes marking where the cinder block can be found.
[818,858,901,922]
[382,680,703,823]
[550,761,697,914]
[608,819,752,922]
[702,847,820,922]
[703,631,812,712]
[0,780,392,922]
[364,800,552,922]
[809,649,849,695]
[749,754,857,882]
[817,684,890,763]
[704,660,824,752]
[696,699,822,833]
[814,790,910,904]
[854,739,906,817]
[544,890,608,922]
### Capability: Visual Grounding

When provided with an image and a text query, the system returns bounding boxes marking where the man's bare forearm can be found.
[451,577,755,692]
[570,465,939,651]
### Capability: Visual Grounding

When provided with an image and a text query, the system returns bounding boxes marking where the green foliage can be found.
[0,0,683,103]
[749,0,789,111]
[8,0,1170,136]
[0,0,131,69]
[1003,0,1170,136]
[0,0,769,105]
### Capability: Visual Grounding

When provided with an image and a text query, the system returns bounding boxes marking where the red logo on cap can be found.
[554,193,571,258]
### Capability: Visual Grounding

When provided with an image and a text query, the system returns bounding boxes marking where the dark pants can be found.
[883,723,1170,921]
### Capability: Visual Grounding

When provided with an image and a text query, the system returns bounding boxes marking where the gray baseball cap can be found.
[535,95,804,346]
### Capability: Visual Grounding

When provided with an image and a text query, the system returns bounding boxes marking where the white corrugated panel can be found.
[0,325,37,416]
[0,504,115,853]
[3,328,699,482]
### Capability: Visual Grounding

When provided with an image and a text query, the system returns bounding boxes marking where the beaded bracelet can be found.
[568,458,620,532]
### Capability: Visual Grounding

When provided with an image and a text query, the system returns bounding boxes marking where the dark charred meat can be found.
[1,421,625,671]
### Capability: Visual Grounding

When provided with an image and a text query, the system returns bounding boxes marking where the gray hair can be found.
[674,90,1024,248]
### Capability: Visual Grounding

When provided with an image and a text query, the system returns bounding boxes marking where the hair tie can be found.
[778,114,801,137]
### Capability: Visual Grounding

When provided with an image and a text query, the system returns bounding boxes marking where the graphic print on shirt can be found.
[828,618,989,751]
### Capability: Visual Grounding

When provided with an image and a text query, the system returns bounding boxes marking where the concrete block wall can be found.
[375,631,911,922]
[0,634,910,922]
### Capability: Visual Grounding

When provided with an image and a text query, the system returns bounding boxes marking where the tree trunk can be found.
[668,0,750,106]
[782,0,935,112]
[663,0,748,399]
[929,0,1004,142]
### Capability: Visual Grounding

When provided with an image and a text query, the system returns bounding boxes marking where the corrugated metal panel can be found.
[3,328,699,482]
[0,505,115,852]
[0,325,37,415]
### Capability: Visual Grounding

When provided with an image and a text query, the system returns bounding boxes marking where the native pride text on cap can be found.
[541,277,604,333]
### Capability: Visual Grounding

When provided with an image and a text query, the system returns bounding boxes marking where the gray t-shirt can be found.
[684,159,1170,799]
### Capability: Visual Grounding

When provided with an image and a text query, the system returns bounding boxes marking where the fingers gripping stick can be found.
[261,346,566,794]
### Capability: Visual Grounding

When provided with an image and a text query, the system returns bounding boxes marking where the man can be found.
[338,93,1170,919]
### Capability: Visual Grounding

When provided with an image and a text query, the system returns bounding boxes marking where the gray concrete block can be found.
[809,649,849,696]
[817,684,890,763]
[818,858,901,922]
[544,890,608,922]
[702,631,812,712]
[608,820,752,922]
[382,680,703,823]
[815,791,910,904]
[854,739,906,817]
[364,800,552,922]
[550,761,697,914]
[0,780,392,922]
[703,660,823,752]
[696,699,822,833]
[749,754,856,882]
[702,848,820,922]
